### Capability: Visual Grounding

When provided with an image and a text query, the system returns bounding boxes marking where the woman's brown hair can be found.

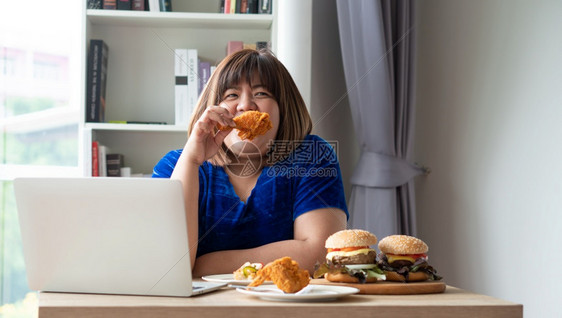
[187,49,312,166]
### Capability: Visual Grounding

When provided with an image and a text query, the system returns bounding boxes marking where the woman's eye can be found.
[255,91,270,97]
[224,93,238,99]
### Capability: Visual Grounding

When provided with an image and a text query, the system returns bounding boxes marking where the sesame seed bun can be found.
[378,235,428,255]
[325,229,378,249]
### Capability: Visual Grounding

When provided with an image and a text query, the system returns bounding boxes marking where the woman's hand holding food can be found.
[184,104,234,165]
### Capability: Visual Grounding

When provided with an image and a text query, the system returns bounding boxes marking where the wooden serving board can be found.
[310,278,446,295]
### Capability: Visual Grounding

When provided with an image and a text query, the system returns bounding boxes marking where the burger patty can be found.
[331,250,376,265]
[389,260,414,268]
[378,254,414,269]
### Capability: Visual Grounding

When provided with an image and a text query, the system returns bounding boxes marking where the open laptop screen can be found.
[14,177,214,297]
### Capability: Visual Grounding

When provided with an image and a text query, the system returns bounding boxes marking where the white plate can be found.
[202,274,273,286]
[202,274,252,285]
[236,285,359,302]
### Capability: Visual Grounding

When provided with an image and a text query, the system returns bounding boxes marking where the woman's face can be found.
[221,75,280,157]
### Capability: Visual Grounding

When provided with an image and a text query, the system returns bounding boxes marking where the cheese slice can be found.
[326,248,373,260]
[387,254,417,264]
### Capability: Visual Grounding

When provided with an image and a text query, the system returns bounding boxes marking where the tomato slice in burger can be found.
[386,253,428,264]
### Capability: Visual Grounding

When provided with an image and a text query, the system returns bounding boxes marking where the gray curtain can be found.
[336,0,425,238]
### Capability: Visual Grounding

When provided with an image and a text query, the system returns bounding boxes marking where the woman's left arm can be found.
[292,207,348,271]
[192,207,346,277]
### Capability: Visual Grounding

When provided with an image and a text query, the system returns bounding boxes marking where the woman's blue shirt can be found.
[152,134,349,257]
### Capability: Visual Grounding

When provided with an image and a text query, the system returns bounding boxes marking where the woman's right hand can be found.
[183,104,235,165]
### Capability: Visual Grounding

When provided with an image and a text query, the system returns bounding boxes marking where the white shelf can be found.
[85,122,188,133]
[82,5,278,177]
[87,9,273,29]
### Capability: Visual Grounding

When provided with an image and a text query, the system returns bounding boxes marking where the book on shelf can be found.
[223,0,239,14]
[86,39,108,123]
[227,41,243,56]
[174,48,198,125]
[148,0,159,12]
[239,0,247,13]
[258,0,272,14]
[117,0,131,10]
[159,0,172,11]
[92,142,109,177]
[186,49,199,121]
[106,153,125,177]
[235,0,242,14]
[92,141,100,176]
[87,0,103,9]
[256,41,270,50]
[198,61,211,96]
[174,49,189,126]
[103,0,117,9]
[221,0,259,13]
[246,0,259,13]
[98,144,108,177]
[108,120,167,125]
[132,0,145,10]
[227,41,270,56]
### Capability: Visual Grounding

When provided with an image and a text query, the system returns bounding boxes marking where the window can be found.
[0,1,82,316]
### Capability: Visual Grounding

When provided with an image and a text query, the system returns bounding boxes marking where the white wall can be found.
[310,0,359,202]
[414,1,562,316]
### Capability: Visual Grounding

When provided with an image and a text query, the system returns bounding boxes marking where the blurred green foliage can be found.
[5,97,55,116]
[1,182,30,306]
[1,97,78,310]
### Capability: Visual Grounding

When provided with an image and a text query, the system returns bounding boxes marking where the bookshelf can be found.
[82,1,276,177]
[87,10,273,29]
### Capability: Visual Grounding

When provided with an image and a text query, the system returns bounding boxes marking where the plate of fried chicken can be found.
[235,256,359,301]
[236,285,359,302]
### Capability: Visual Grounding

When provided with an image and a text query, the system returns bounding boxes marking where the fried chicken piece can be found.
[217,110,273,140]
[248,256,310,293]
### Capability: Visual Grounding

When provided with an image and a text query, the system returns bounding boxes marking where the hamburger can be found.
[313,229,386,283]
[377,235,442,282]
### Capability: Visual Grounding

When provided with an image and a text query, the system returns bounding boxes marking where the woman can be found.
[153,49,348,276]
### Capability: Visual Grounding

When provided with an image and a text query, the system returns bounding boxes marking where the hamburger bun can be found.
[377,235,442,282]
[384,271,429,282]
[378,235,428,255]
[325,229,378,249]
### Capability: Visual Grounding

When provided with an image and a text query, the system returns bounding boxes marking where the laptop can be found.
[14,177,225,297]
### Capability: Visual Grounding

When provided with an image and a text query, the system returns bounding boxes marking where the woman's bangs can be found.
[219,52,278,100]
[255,56,278,98]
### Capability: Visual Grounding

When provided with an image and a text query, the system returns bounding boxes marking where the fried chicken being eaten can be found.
[217,110,273,140]
[248,256,310,293]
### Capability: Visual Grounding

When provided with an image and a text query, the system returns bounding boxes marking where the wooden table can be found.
[37,282,522,318]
